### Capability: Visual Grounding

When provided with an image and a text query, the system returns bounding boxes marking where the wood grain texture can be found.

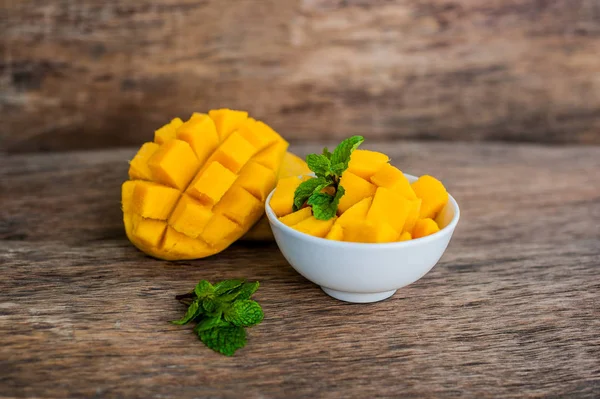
[1,141,599,398]
[2,0,600,153]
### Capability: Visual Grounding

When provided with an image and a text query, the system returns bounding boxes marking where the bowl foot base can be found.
[320,287,397,303]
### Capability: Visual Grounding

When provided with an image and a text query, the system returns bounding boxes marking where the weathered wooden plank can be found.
[2,0,600,153]
[1,141,599,398]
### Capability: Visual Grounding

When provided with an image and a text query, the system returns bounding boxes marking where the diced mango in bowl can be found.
[270,136,450,243]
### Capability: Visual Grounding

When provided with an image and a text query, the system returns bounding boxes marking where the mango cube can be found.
[337,172,377,214]
[201,213,243,247]
[237,118,279,151]
[147,139,200,190]
[121,181,136,213]
[336,196,372,228]
[279,207,313,227]
[270,176,305,217]
[236,161,277,201]
[398,231,412,241]
[154,118,183,144]
[131,181,181,220]
[187,161,237,206]
[366,187,411,234]
[403,199,422,234]
[213,186,263,227]
[325,223,344,241]
[253,140,289,172]
[347,150,389,180]
[161,227,212,259]
[209,132,257,173]
[291,216,336,238]
[370,163,417,200]
[131,216,168,248]
[176,114,219,165]
[344,221,397,243]
[168,195,213,238]
[411,175,449,219]
[412,218,440,239]
[129,142,159,181]
[208,109,248,141]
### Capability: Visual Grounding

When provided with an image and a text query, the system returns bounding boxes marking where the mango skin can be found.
[123,109,288,260]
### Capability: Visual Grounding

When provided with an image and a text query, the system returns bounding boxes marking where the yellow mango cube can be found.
[366,187,411,234]
[121,181,136,213]
[208,109,248,141]
[187,161,237,206]
[411,175,449,219]
[370,163,417,200]
[325,223,344,241]
[236,161,277,201]
[403,199,422,234]
[413,218,440,239]
[291,216,336,238]
[344,221,397,243]
[347,150,390,180]
[269,176,305,217]
[129,142,160,181]
[147,139,200,190]
[253,140,289,172]
[161,227,213,259]
[131,181,181,220]
[213,186,263,227]
[154,118,184,144]
[398,231,412,241]
[201,214,243,247]
[237,118,279,151]
[168,195,213,238]
[337,172,377,214]
[131,216,168,248]
[279,207,313,227]
[176,114,219,165]
[336,196,372,228]
[208,131,257,173]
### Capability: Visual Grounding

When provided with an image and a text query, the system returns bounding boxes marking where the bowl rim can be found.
[264,173,460,248]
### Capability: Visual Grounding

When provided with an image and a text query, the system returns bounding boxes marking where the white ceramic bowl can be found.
[265,174,460,303]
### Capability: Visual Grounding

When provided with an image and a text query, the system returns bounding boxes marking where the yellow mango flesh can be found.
[411,175,449,219]
[344,221,398,243]
[122,109,288,260]
[279,207,313,227]
[347,150,390,180]
[325,223,344,241]
[336,196,372,228]
[291,216,336,238]
[337,171,377,214]
[413,218,441,239]
[269,176,306,217]
[370,163,417,200]
[366,187,411,234]
[398,231,412,241]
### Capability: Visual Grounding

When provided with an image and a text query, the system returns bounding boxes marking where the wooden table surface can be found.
[1,141,599,398]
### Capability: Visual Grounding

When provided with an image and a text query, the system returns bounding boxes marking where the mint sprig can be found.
[172,279,263,356]
[293,136,364,220]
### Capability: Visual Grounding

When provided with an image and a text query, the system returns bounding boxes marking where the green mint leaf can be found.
[194,280,214,299]
[322,147,332,160]
[306,154,331,178]
[224,300,264,327]
[193,316,230,333]
[329,135,364,177]
[171,300,202,325]
[198,326,247,357]
[214,279,245,297]
[202,297,219,314]
[308,186,345,220]
[237,281,259,300]
[293,177,331,212]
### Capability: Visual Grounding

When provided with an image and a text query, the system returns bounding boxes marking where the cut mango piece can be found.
[208,109,248,141]
[168,195,213,238]
[398,231,412,241]
[366,187,411,234]
[403,199,422,235]
[347,150,389,180]
[129,142,159,181]
[121,181,136,213]
[208,132,257,173]
[187,161,237,206]
[336,196,372,228]
[411,175,449,219]
[237,118,279,151]
[337,172,377,214]
[371,163,417,200]
[236,161,277,201]
[254,140,289,172]
[413,218,440,239]
[291,216,336,238]
[161,227,213,260]
[278,152,311,179]
[270,176,305,217]
[154,118,183,144]
[344,221,397,243]
[279,207,312,227]
[131,216,168,248]
[325,223,344,241]
[175,114,219,165]
[131,181,181,220]
[147,139,200,190]
[201,214,243,247]
[213,186,263,227]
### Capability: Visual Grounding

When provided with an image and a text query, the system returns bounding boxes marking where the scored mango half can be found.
[122,109,295,260]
